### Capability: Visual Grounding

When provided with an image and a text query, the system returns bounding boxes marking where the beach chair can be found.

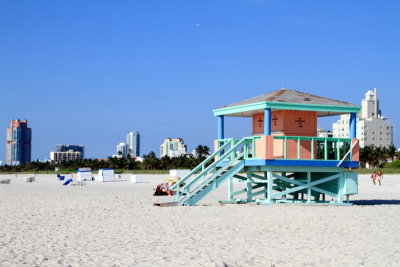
[63,178,73,186]
[26,176,35,183]
[0,179,11,184]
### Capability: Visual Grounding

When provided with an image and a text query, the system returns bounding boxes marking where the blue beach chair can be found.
[63,179,73,186]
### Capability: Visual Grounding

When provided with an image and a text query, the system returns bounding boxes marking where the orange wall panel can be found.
[252,113,264,134]
[252,110,317,136]
[283,110,317,136]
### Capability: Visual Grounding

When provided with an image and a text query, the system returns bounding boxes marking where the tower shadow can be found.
[351,199,400,206]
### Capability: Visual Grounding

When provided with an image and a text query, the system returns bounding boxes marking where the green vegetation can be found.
[2,144,399,174]
[356,168,400,175]
[384,160,400,169]
[360,145,398,168]
[0,145,210,174]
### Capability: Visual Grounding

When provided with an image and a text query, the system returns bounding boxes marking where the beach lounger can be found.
[26,176,35,183]
[63,179,73,186]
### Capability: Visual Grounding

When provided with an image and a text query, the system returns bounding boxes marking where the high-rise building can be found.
[56,144,85,158]
[116,142,128,157]
[317,128,334,138]
[160,138,187,158]
[6,120,32,165]
[126,131,140,157]
[50,150,81,163]
[333,88,394,148]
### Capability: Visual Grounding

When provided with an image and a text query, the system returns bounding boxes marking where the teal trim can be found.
[213,101,361,116]
[273,136,352,142]
[172,136,259,206]
[270,173,341,199]
[272,172,338,198]
[244,159,359,168]
[246,165,345,173]
[307,172,311,203]
[213,102,268,116]
[185,161,245,206]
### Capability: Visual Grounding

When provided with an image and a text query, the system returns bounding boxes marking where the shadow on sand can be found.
[351,199,400,206]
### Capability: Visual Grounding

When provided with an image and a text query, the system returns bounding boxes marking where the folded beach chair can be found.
[0,179,11,184]
[63,178,73,186]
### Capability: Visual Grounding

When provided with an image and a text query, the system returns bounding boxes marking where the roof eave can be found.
[213,101,361,117]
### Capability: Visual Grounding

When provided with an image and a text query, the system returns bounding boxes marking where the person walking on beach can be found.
[371,171,377,185]
[377,170,383,185]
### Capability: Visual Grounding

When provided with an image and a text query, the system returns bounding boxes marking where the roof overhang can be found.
[213,101,361,117]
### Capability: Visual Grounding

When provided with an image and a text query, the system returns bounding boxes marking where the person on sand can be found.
[153,182,172,196]
[371,171,377,185]
[377,170,383,185]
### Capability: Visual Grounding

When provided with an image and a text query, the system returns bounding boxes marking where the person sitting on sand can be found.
[371,171,377,185]
[153,182,172,196]
[377,170,383,185]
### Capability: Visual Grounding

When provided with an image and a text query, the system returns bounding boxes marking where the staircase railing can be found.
[182,152,245,206]
[171,136,260,202]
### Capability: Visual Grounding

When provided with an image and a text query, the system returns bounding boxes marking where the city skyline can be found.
[1,86,398,162]
[0,1,399,161]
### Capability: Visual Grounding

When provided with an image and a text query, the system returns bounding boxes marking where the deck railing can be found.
[216,136,356,162]
[273,136,353,161]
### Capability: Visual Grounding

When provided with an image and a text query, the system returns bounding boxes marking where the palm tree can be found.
[195,145,210,158]
[360,145,374,168]
[387,145,397,162]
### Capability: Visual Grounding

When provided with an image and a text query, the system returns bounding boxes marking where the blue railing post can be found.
[218,115,225,156]
[350,113,357,139]
[217,115,224,139]
[264,108,271,135]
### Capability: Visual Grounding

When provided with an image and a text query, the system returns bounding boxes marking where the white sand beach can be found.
[0,173,399,266]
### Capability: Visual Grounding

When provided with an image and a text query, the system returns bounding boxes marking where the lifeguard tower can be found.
[171,89,360,206]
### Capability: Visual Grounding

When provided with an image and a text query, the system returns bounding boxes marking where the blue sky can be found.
[0,0,399,161]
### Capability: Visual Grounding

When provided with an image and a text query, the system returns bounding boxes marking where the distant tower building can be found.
[50,150,81,163]
[160,138,187,158]
[333,88,394,148]
[6,120,32,165]
[126,131,140,157]
[317,128,334,138]
[116,142,129,157]
[56,144,85,158]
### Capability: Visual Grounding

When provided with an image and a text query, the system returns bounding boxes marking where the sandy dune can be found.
[0,173,399,266]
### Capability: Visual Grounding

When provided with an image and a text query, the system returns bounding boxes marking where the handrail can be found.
[183,151,245,203]
[171,139,234,191]
[172,136,259,201]
[337,139,358,167]
[217,138,235,144]
[273,136,352,142]
[180,137,251,192]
